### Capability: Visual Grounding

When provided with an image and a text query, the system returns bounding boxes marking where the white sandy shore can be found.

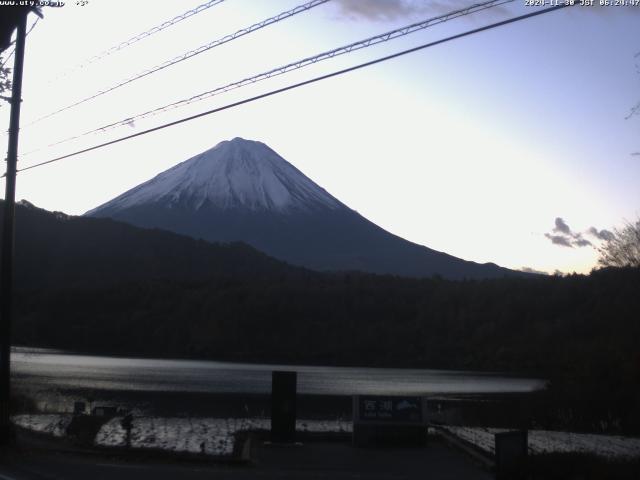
[441,425,640,460]
[12,414,352,457]
[13,415,640,460]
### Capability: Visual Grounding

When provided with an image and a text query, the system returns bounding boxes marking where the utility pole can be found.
[0,12,27,445]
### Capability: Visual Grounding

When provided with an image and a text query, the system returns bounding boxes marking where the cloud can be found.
[331,0,509,21]
[333,0,429,21]
[520,267,548,275]
[575,4,640,16]
[547,217,585,247]
[560,3,640,20]
[573,238,592,248]
[545,217,603,248]
[553,217,572,236]
[545,233,573,248]
[587,226,614,242]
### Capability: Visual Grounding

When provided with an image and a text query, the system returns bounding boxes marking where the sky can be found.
[0,0,638,275]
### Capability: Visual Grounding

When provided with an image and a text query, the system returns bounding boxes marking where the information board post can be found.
[271,371,297,444]
[495,430,528,479]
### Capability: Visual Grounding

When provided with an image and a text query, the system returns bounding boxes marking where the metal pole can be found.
[0,12,28,445]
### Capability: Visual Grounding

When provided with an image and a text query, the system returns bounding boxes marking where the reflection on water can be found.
[11,347,544,396]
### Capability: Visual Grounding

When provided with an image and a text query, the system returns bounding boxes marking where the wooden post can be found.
[0,11,28,445]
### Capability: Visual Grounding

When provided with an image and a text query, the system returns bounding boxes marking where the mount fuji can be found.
[86,137,518,279]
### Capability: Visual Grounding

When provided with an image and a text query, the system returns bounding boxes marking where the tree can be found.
[0,58,11,105]
[598,218,640,268]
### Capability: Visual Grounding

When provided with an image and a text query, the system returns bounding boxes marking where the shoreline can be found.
[12,383,540,426]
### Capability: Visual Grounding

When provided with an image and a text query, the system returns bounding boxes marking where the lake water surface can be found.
[11,348,544,396]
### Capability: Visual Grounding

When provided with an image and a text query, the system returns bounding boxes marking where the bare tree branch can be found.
[597,218,640,268]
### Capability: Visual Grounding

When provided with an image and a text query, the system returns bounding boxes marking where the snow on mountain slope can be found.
[86,138,342,215]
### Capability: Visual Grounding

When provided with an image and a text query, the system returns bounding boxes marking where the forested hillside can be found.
[3,201,640,432]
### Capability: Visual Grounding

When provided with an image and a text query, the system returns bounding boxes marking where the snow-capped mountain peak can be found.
[86,137,521,279]
[88,138,342,214]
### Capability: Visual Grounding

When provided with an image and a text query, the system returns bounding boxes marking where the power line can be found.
[11,3,574,177]
[27,0,330,127]
[25,0,514,154]
[47,0,227,85]
[93,0,516,132]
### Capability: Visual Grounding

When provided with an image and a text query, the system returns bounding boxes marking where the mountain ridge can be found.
[2,199,305,292]
[87,137,527,280]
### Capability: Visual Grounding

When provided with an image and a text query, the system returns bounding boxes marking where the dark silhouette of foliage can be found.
[0,60,10,106]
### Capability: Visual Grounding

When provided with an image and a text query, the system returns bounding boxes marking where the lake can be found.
[11,348,544,396]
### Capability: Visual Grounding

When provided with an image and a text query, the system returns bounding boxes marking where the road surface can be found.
[0,438,492,479]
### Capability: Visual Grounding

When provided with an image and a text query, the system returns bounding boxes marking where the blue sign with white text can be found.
[357,396,423,423]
